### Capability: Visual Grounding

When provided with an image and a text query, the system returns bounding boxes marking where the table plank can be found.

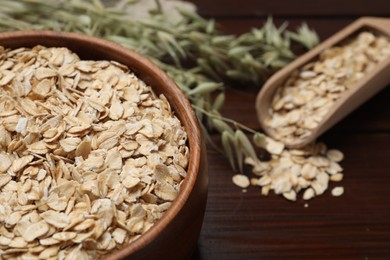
[191,5,390,259]
[188,0,390,17]
[196,104,390,259]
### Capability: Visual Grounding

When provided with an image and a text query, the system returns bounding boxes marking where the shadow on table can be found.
[191,245,204,260]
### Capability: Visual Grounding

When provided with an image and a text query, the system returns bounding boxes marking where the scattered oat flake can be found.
[244,140,346,201]
[330,173,344,182]
[303,187,315,200]
[283,190,297,201]
[265,137,284,155]
[331,186,344,197]
[232,174,250,188]
[326,149,344,162]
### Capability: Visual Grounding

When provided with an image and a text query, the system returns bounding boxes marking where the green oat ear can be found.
[221,131,236,171]
[211,92,225,111]
[286,23,320,49]
[253,132,267,149]
[235,130,258,162]
[211,119,234,135]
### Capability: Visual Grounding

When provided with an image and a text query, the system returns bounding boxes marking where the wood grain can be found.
[188,0,390,17]
[190,1,390,259]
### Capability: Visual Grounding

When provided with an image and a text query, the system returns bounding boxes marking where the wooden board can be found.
[189,1,390,259]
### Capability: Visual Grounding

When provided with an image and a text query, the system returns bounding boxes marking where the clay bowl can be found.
[0,30,208,259]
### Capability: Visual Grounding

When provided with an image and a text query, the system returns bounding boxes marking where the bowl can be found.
[0,30,208,259]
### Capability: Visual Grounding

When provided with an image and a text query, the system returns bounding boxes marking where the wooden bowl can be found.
[0,31,208,259]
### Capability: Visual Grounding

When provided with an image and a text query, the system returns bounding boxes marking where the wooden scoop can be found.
[256,17,390,148]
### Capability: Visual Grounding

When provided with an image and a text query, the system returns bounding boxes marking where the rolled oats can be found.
[331,186,344,197]
[302,187,315,200]
[282,190,297,201]
[326,149,344,162]
[0,45,188,259]
[245,141,345,201]
[265,31,390,145]
[232,174,250,188]
[330,173,344,182]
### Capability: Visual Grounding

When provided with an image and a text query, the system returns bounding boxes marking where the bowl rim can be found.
[0,30,203,258]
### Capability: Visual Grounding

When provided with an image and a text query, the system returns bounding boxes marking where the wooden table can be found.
[187,1,390,259]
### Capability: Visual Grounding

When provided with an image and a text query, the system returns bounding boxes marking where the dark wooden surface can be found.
[187,1,390,259]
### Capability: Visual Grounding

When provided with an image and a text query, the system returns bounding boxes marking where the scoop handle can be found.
[360,17,390,35]
[299,17,390,147]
